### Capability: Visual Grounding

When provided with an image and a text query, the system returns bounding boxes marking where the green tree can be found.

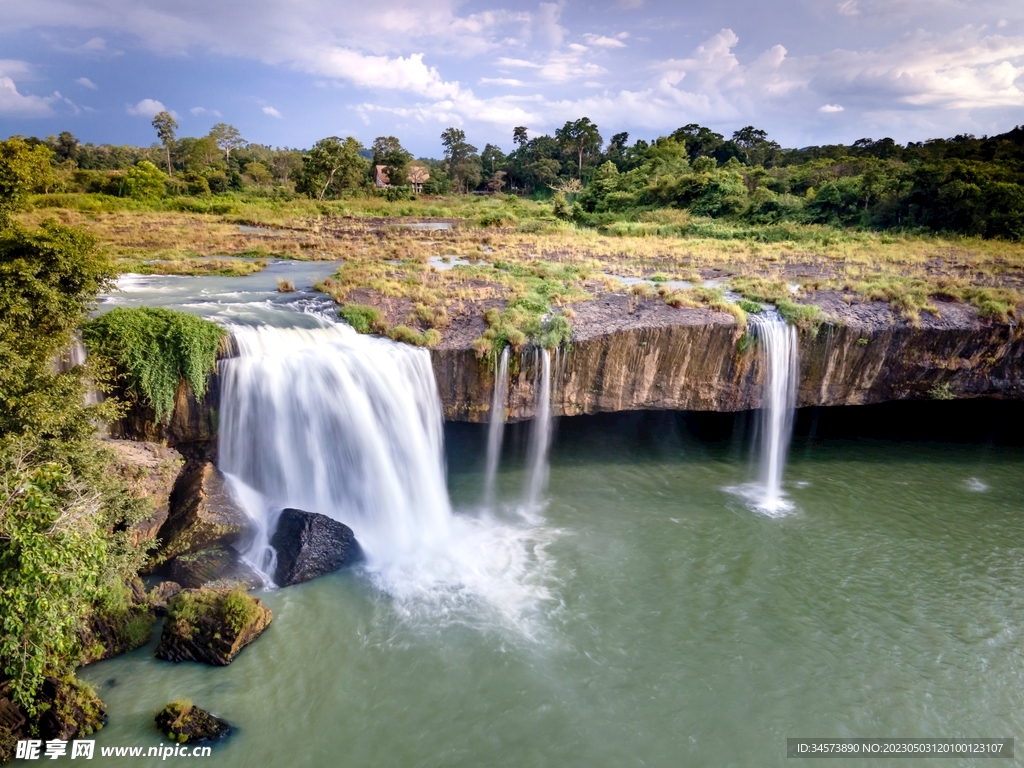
[0,138,54,227]
[441,127,482,193]
[299,136,368,200]
[151,111,178,176]
[513,126,529,148]
[244,161,273,188]
[555,117,603,179]
[372,136,412,191]
[209,123,245,164]
[124,161,166,199]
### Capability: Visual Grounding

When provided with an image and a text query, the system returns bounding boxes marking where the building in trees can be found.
[373,164,430,193]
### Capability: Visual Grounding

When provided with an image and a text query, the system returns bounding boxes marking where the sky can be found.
[2,0,1024,157]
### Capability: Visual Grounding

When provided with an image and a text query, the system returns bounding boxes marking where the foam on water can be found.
[218,324,555,636]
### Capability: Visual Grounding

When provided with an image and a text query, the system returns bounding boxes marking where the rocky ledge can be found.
[435,291,1024,422]
[114,290,1024,443]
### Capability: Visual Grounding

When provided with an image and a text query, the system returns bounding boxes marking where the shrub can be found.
[338,303,383,334]
[123,161,166,200]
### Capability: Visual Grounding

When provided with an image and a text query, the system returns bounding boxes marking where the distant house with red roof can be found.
[374,164,430,193]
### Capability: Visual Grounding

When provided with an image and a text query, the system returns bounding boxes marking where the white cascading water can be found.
[482,347,509,508]
[747,314,799,514]
[524,348,554,509]
[218,323,554,631]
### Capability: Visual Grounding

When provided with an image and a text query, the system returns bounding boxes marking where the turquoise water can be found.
[80,409,1024,767]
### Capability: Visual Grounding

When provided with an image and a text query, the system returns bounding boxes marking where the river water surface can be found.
[80,268,1024,767]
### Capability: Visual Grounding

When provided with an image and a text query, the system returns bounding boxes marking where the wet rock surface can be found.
[271,508,364,587]
[170,546,263,590]
[155,701,230,743]
[156,462,250,562]
[148,581,183,616]
[155,588,272,666]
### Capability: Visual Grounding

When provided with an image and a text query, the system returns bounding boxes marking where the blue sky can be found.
[2,0,1024,157]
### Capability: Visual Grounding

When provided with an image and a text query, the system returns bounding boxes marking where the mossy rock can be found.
[154,700,230,744]
[0,675,105,758]
[155,588,272,666]
[79,579,156,665]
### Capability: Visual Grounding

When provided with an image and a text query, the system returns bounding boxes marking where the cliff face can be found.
[121,292,1024,445]
[433,293,1024,423]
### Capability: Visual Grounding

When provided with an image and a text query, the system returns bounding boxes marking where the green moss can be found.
[221,588,259,635]
[83,307,224,423]
[737,298,762,314]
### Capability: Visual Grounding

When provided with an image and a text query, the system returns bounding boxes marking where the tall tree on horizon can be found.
[151,111,177,176]
[555,117,603,179]
[209,123,245,164]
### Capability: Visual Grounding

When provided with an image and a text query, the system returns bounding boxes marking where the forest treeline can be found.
[11,113,1024,240]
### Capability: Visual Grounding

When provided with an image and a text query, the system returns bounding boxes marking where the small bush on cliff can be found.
[83,307,225,424]
[338,303,384,334]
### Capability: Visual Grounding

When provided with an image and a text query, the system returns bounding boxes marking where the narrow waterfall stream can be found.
[482,347,509,509]
[218,323,554,625]
[746,314,799,514]
[524,348,554,510]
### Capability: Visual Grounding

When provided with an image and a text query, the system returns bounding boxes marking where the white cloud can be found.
[0,76,56,116]
[262,105,283,117]
[190,106,223,117]
[533,3,566,48]
[583,33,627,48]
[819,103,845,112]
[75,76,97,89]
[480,77,525,86]
[126,98,174,117]
[837,1,859,17]
[998,19,1008,28]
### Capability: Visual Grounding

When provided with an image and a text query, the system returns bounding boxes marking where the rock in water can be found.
[270,508,364,587]
[156,461,250,562]
[155,588,271,666]
[170,546,264,590]
[155,700,230,743]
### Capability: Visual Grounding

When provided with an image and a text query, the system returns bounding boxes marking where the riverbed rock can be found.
[155,588,272,666]
[156,462,250,562]
[0,675,105,762]
[170,546,264,590]
[270,508,364,587]
[78,579,156,665]
[148,581,183,616]
[154,700,230,743]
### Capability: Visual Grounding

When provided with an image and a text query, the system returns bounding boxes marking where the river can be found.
[79,265,1024,767]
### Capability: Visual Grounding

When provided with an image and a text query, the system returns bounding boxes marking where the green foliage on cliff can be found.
[84,307,225,423]
[0,463,106,711]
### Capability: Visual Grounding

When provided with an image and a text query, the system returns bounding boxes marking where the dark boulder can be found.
[170,546,264,590]
[271,508,363,587]
[155,700,230,743]
[155,588,272,666]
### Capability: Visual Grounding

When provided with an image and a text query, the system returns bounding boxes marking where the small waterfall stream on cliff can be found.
[482,347,509,509]
[741,314,799,515]
[524,347,555,510]
[218,324,554,631]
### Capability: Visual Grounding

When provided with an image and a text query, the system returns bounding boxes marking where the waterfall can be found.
[218,324,453,579]
[217,323,555,631]
[524,347,553,509]
[748,315,799,514]
[482,346,509,508]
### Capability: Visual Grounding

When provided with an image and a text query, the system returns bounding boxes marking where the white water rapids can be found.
[218,324,555,632]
